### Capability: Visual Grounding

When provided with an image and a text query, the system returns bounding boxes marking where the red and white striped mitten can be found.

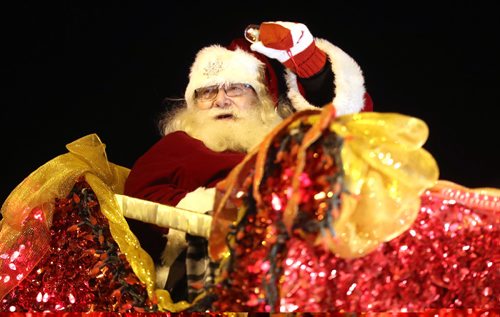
[250,21,327,78]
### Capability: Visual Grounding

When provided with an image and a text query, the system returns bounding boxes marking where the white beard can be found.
[166,98,281,152]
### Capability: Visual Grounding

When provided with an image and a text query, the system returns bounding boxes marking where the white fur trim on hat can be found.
[285,38,366,116]
[185,45,267,108]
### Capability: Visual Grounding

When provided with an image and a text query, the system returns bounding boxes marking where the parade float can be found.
[0,103,498,315]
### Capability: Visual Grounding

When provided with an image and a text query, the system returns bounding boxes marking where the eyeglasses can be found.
[194,83,254,101]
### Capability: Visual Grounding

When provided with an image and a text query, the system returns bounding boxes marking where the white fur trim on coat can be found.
[156,187,216,288]
[286,38,366,116]
[175,187,216,213]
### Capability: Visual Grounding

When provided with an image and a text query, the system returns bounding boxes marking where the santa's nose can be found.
[213,89,232,108]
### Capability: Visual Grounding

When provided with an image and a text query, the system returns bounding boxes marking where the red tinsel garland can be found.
[209,117,499,312]
[1,179,156,313]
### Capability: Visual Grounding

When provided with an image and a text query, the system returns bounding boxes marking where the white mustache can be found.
[208,109,240,119]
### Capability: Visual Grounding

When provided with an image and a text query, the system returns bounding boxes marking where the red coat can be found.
[124,131,245,262]
[125,131,245,205]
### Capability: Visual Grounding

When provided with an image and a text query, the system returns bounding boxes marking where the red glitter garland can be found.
[1,179,157,312]
[209,118,499,312]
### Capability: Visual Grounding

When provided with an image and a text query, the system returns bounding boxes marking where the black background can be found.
[3,1,499,205]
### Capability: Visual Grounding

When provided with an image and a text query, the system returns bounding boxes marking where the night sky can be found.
[3,2,499,205]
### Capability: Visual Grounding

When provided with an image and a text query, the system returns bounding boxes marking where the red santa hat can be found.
[184,38,282,109]
[184,43,273,109]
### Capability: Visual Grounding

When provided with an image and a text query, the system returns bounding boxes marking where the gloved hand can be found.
[250,21,327,78]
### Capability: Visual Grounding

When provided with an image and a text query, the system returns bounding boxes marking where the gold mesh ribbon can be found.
[0,134,190,311]
[210,107,439,260]
[329,110,439,257]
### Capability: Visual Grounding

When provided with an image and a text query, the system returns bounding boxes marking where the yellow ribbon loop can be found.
[329,112,439,258]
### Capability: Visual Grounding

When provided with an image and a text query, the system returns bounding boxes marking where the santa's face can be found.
[176,84,280,152]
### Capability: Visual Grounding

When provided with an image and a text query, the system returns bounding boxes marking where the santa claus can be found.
[123,21,372,302]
